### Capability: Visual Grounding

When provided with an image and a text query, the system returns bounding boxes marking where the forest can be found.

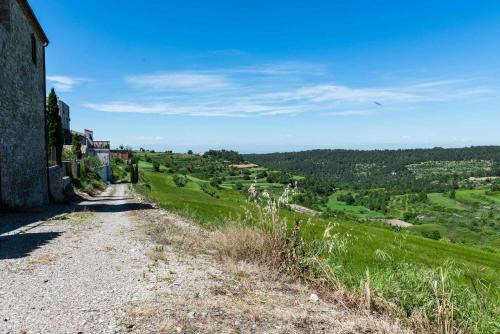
[245,146,500,194]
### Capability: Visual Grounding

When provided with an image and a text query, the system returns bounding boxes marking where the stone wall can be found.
[0,0,49,208]
[48,166,64,203]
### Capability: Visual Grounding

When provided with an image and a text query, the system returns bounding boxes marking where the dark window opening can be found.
[31,34,37,66]
[0,0,11,31]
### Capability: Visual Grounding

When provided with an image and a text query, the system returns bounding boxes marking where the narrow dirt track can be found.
[0,184,409,334]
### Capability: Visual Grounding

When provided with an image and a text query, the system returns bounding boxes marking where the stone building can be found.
[58,100,71,144]
[77,129,112,182]
[0,0,49,208]
[110,150,130,161]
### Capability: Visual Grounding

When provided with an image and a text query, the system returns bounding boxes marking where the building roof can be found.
[16,0,48,45]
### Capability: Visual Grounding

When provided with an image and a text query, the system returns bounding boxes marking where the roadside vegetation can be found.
[132,149,499,333]
[110,157,130,183]
[71,156,106,195]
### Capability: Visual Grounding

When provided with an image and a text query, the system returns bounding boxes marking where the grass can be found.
[455,189,498,207]
[133,153,500,332]
[141,172,251,226]
[326,192,385,218]
[428,193,468,211]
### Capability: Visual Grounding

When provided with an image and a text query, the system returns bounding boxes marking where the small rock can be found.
[187,311,196,319]
[309,293,319,303]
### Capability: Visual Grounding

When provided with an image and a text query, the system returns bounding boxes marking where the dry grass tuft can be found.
[209,224,276,266]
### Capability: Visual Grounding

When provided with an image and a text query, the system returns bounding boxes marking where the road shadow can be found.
[0,232,63,260]
[78,202,154,213]
[0,187,154,260]
[0,204,75,236]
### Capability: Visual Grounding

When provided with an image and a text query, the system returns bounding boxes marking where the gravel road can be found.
[0,184,159,333]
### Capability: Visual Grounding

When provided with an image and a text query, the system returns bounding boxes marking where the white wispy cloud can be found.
[47,75,91,92]
[326,109,377,117]
[125,72,230,91]
[84,65,493,117]
[259,84,429,103]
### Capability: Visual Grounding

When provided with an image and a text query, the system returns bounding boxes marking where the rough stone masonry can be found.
[0,0,49,208]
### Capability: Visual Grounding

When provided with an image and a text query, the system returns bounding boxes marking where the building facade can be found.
[110,150,130,161]
[0,0,49,208]
[58,100,71,144]
[77,130,112,182]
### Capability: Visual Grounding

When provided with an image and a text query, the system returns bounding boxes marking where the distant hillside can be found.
[245,146,500,193]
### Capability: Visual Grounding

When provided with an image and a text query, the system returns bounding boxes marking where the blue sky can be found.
[32,0,500,153]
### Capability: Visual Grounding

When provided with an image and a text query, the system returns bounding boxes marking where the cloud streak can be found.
[84,64,493,117]
[47,75,91,92]
[125,72,230,91]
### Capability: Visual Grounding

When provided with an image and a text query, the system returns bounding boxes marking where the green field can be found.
[428,192,468,211]
[326,192,384,218]
[133,153,499,332]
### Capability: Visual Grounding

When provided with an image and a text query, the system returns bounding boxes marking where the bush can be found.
[201,182,219,198]
[82,156,103,174]
[422,230,441,240]
[173,174,188,187]
[233,181,243,190]
[210,178,222,189]
[403,211,416,222]
[62,147,76,161]
[256,170,268,179]
[153,161,160,172]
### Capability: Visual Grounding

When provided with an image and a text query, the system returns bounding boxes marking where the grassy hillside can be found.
[133,152,499,333]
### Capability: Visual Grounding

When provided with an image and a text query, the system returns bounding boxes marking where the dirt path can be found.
[0,184,409,334]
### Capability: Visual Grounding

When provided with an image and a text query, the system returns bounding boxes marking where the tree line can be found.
[245,147,500,194]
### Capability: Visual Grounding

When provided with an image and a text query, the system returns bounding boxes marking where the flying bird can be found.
[373,101,382,106]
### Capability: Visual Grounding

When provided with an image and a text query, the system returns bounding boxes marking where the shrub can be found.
[422,230,441,240]
[82,156,103,175]
[153,161,160,172]
[201,182,218,198]
[173,174,188,187]
[62,147,76,161]
[210,178,221,189]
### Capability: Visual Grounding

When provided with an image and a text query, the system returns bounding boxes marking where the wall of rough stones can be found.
[0,0,49,208]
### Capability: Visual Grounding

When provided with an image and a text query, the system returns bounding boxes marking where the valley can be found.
[112,147,500,333]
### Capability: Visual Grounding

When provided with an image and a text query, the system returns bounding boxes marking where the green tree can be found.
[449,190,456,199]
[188,149,193,155]
[71,133,81,159]
[46,88,63,165]
[130,163,139,184]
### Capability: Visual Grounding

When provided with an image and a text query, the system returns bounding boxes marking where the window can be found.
[31,34,37,65]
[0,0,11,31]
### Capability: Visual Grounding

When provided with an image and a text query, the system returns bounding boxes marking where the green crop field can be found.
[133,152,500,332]
[428,192,468,211]
[326,192,384,218]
